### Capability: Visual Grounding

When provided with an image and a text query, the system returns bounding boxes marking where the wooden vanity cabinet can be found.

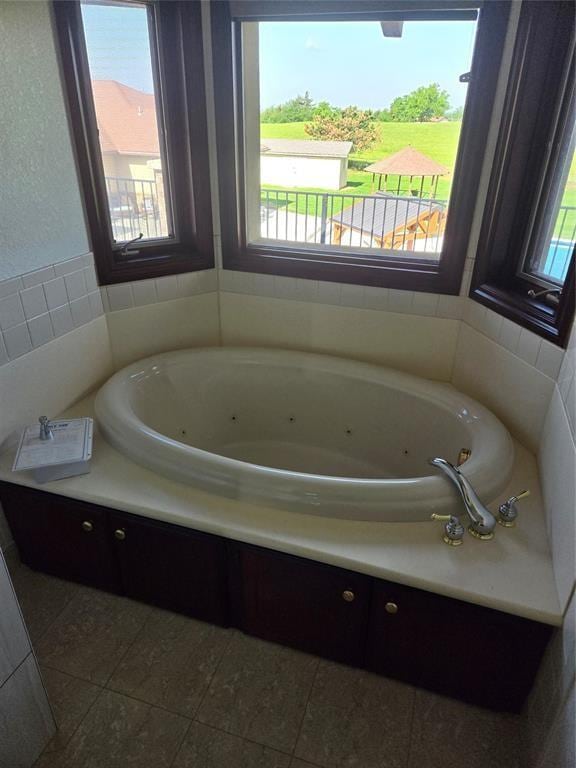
[0,481,552,712]
[366,579,552,711]
[109,510,228,625]
[0,483,118,591]
[229,544,371,666]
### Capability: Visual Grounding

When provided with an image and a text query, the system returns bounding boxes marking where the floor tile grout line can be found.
[290,656,322,758]
[192,626,238,718]
[33,681,107,766]
[97,603,156,689]
[167,716,195,768]
[182,718,296,760]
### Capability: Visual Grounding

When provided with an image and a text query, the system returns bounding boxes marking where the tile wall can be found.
[0,551,55,765]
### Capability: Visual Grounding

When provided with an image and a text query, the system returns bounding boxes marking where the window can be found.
[212,1,510,293]
[472,0,575,346]
[53,0,213,284]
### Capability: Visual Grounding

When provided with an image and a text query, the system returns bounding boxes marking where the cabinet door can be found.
[366,579,552,711]
[233,545,371,666]
[0,483,118,591]
[109,511,228,625]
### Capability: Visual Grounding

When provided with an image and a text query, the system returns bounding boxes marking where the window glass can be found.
[245,18,478,259]
[80,1,171,242]
[526,137,575,286]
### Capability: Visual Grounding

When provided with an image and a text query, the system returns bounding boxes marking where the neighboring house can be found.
[260,139,352,190]
[91,79,160,182]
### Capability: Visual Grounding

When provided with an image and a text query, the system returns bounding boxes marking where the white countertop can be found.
[0,393,562,626]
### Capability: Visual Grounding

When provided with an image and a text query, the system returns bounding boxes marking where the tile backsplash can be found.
[0,253,103,365]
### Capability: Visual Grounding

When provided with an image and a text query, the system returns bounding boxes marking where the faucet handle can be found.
[431,512,465,546]
[498,490,530,527]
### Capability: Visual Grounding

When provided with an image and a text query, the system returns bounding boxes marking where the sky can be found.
[80,4,477,113]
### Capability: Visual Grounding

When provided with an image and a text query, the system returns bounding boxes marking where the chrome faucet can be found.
[38,416,53,441]
[429,457,497,540]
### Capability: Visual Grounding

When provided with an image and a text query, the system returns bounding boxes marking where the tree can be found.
[261,92,316,123]
[445,105,464,122]
[389,83,450,122]
[304,106,378,151]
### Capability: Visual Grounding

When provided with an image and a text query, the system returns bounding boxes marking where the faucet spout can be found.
[429,457,496,539]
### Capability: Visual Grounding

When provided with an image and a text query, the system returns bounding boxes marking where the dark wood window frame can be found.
[52,0,214,285]
[471,0,575,347]
[212,0,511,294]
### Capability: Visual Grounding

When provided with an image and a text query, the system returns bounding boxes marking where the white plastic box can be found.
[12,418,93,483]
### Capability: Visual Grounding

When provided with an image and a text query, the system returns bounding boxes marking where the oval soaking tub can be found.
[95,348,514,521]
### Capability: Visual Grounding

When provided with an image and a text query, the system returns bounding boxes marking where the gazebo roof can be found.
[365,147,449,177]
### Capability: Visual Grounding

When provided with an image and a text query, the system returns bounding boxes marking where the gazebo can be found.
[364,146,449,198]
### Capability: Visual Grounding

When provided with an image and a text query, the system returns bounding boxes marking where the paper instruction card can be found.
[13,418,93,471]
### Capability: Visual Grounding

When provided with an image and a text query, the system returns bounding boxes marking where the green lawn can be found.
[261,120,576,238]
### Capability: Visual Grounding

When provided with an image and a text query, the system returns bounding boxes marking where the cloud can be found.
[305,37,322,51]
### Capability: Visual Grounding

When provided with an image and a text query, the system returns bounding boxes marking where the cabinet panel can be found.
[366,580,552,711]
[234,545,371,666]
[0,483,118,591]
[109,511,228,625]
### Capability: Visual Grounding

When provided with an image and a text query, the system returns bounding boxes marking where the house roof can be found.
[260,139,352,158]
[91,80,160,156]
[333,192,446,238]
[365,147,449,177]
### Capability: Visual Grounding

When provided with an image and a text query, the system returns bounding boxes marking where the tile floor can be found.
[6,551,523,768]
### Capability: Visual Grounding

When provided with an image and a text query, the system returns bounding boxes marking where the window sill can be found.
[471,282,572,347]
[224,245,461,295]
[97,250,214,287]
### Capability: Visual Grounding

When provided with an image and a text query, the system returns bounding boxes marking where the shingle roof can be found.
[260,139,352,158]
[91,80,159,156]
[365,147,449,177]
[333,192,446,237]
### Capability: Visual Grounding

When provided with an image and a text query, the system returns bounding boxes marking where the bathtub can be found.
[95,348,514,521]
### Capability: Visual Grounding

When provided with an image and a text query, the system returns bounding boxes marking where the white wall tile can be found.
[0,334,8,366]
[28,314,54,348]
[436,294,463,320]
[54,255,87,276]
[535,340,564,379]
[498,317,521,354]
[50,305,74,337]
[155,275,179,302]
[3,323,32,360]
[0,554,30,687]
[70,295,92,328]
[363,285,389,311]
[0,654,55,767]
[517,328,542,366]
[64,269,87,302]
[412,292,440,317]
[21,265,55,288]
[220,292,459,381]
[88,290,104,319]
[132,279,157,307]
[538,387,576,611]
[0,277,23,300]
[388,289,413,314]
[106,294,220,369]
[83,265,98,292]
[0,294,25,330]
[452,324,554,451]
[20,285,48,320]
[316,280,341,306]
[106,283,134,312]
[339,283,365,308]
[482,308,503,341]
[43,277,68,310]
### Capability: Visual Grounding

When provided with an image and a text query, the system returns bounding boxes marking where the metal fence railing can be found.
[260,188,448,254]
[105,176,164,242]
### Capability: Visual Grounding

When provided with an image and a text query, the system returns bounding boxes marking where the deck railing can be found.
[105,176,163,242]
[260,188,448,253]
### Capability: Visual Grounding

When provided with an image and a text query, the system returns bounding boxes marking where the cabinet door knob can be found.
[81,520,93,533]
[342,589,355,602]
[114,528,126,541]
[385,602,399,614]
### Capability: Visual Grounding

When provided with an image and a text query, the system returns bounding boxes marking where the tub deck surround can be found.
[94,348,514,521]
[0,393,561,627]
